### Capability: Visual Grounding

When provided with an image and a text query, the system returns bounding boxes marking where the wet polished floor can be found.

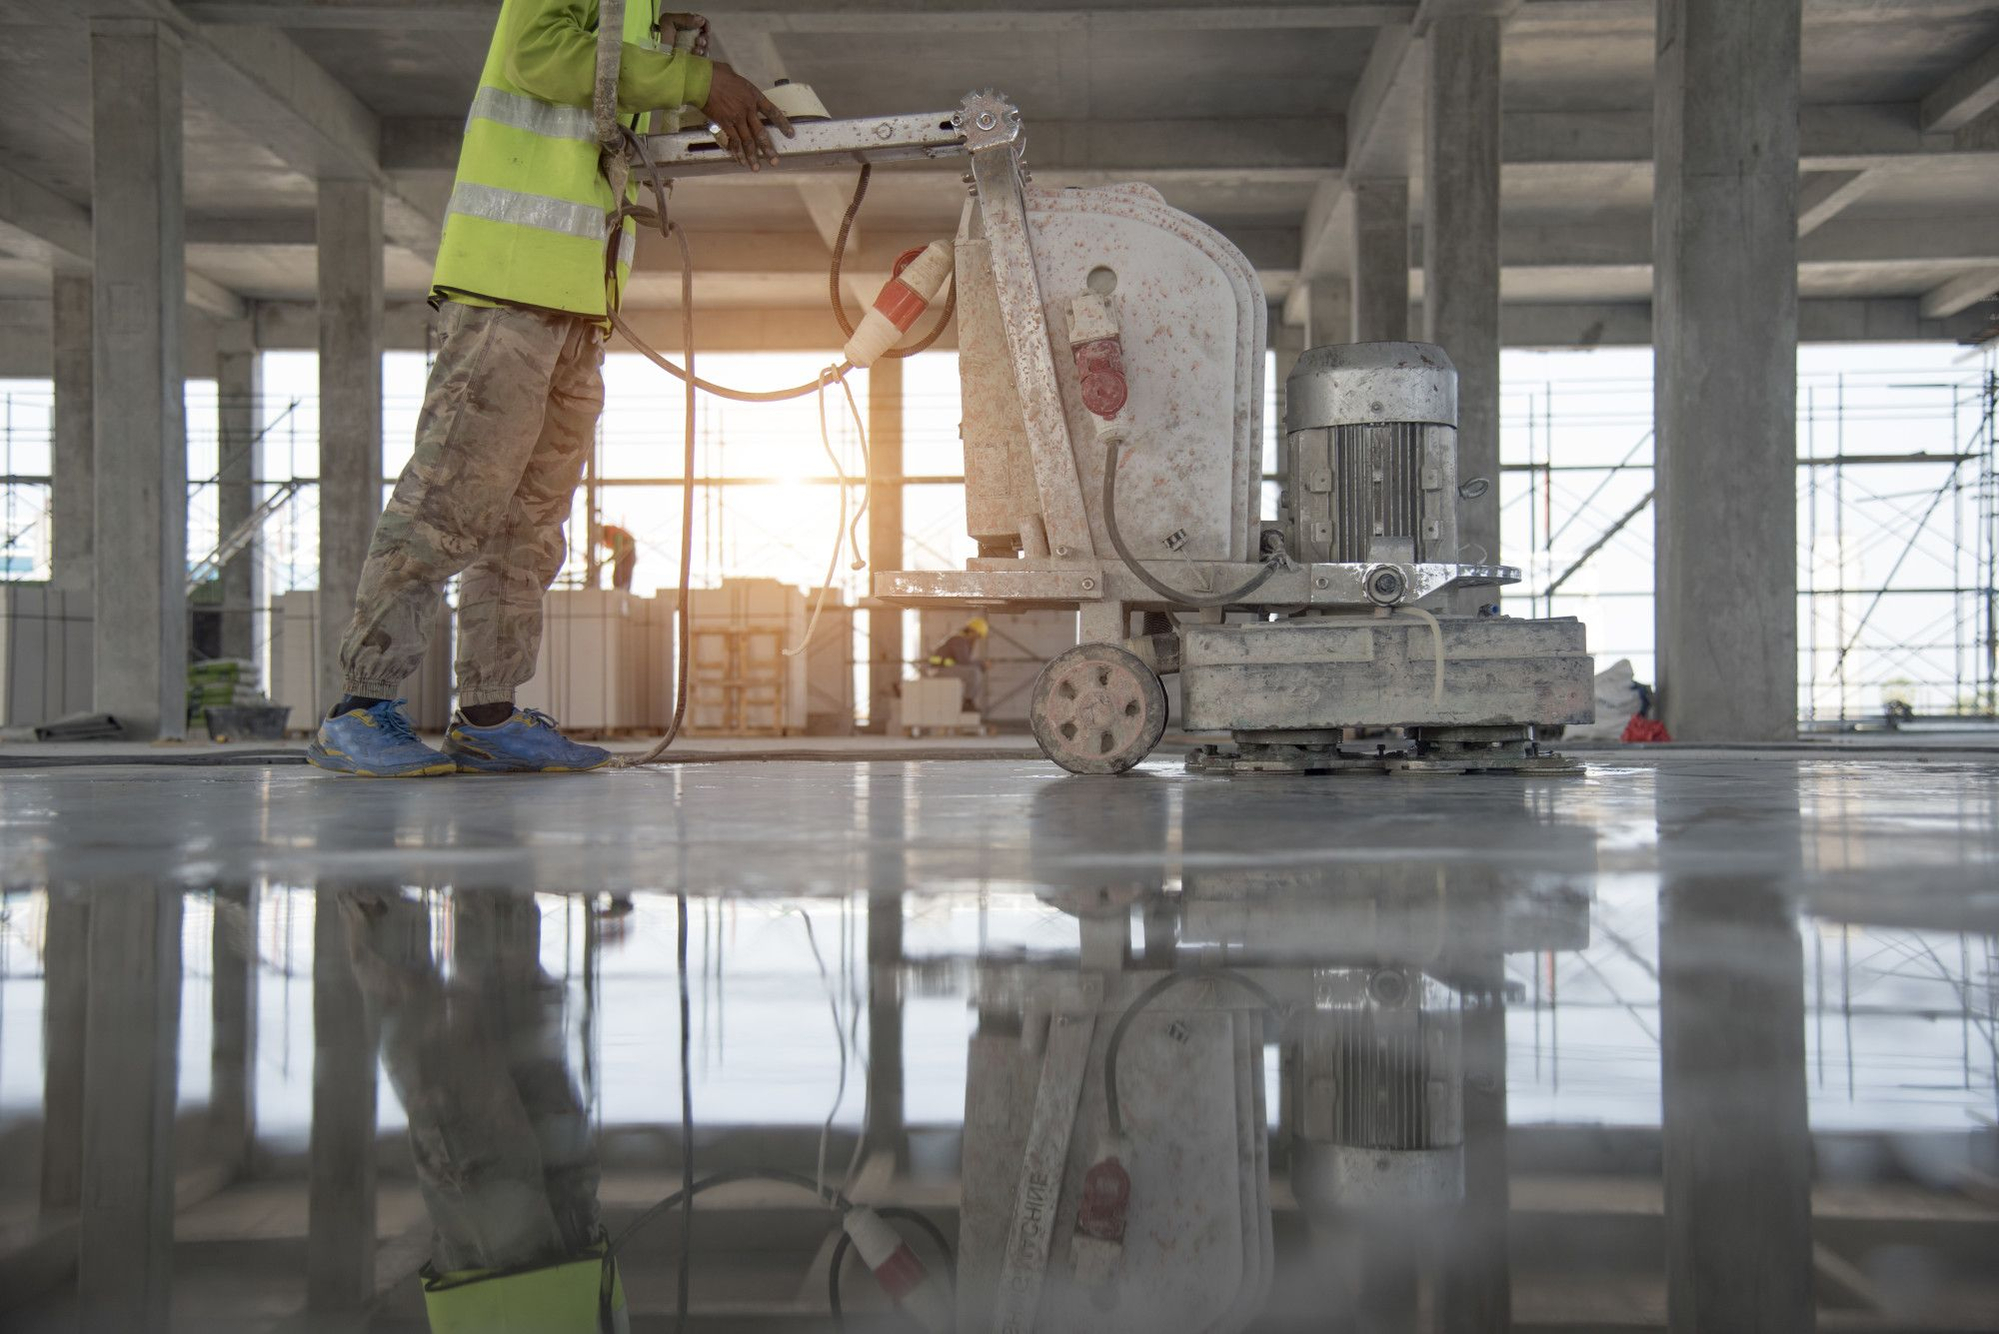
[1,748,1995,1331]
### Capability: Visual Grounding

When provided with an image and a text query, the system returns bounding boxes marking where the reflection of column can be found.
[77,885,182,1329]
[1658,882,1812,1331]
[1437,949,1510,1332]
[309,892,379,1310]
[210,884,258,1173]
[39,890,89,1214]
[865,768,908,1168]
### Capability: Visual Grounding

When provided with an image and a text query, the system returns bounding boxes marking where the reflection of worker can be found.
[307,3,794,777]
[342,889,625,1330]
[925,616,989,709]
[598,524,638,592]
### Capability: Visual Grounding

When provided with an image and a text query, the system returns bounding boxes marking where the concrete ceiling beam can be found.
[0,158,246,320]
[1298,20,1423,278]
[1917,267,1999,320]
[380,113,1345,177]
[1404,214,1999,270]
[1498,294,1992,348]
[178,2,1421,31]
[628,225,1300,278]
[1919,37,1999,133]
[0,159,93,271]
[184,21,440,259]
[1796,168,1882,237]
[1505,102,1999,171]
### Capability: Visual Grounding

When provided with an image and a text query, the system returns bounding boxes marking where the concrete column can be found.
[38,890,88,1215]
[90,20,187,739]
[316,180,384,711]
[77,885,183,1330]
[1653,0,1801,741]
[1424,17,1503,577]
[867,357,904,731]
[1350,179,1411,343]
[210,885,258,1175]
[215,322,262,663]
[1303,276,1351,351]
[50,272,94,594]
[308,893,379,1309]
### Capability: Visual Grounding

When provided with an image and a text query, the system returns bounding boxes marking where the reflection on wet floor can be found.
[0,752,1995,1331]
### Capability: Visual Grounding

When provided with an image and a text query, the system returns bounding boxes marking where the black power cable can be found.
[1102,968,1284,1142]
[826,1206,958,1329]
[829,164,958,356]
[675,890,693,1330]
[1101,436,1281,608]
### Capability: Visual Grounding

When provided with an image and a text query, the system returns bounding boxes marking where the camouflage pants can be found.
[338,301,603,707]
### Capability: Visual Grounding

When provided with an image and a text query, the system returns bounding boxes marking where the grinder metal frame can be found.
[643,94,1590,775]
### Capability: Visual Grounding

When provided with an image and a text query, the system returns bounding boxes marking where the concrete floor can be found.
[2,742,1996,1330]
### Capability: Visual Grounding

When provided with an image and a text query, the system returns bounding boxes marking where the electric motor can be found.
[1281,342,1460,568]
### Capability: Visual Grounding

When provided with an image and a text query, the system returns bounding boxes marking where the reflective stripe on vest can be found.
[467,85,595,142]
[431,0,662,318]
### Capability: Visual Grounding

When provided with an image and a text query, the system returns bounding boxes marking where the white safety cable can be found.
[840,374,871,571]
[785,371,854,659]
[784,906,850,1205]
[1394,605,1447,706]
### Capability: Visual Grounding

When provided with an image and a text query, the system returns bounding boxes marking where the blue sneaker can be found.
[306,700,455,778]
[442,707,613,774]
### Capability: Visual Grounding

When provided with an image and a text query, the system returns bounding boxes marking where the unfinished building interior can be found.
[1,1,1997,1331]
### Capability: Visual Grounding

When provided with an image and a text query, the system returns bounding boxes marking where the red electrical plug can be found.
[841,1205,954,1332]
[1070,1154,1131,1290]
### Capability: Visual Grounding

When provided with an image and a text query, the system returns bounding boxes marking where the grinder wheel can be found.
[1030,644,1168,775]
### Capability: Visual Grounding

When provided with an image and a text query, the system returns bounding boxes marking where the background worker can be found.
[924,616,990,711]
[308,0,793,778]
[598,522,639,592]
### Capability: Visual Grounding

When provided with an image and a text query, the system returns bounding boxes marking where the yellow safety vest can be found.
[421,1242,627,1334]
[431,0,709,319]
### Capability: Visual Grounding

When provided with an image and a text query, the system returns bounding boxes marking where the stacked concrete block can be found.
[270,589,451,733]
[0,583,95,728]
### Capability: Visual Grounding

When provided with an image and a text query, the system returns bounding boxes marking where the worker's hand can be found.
[663,12,710,56]
[701,61,795,170]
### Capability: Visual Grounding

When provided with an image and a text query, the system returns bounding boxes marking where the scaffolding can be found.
[1503,349,1999,723]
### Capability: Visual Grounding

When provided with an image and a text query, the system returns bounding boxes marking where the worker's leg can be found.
[612,549,635,592]
[454,318,603,707]
[334,303,574,703]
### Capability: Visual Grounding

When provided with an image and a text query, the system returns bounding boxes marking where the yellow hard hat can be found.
[966,617,990,637]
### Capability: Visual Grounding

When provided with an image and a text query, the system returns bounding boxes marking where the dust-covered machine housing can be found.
[643,88,1593,773]
[872,92,1594,774]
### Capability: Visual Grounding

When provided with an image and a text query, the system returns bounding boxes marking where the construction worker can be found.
[307,1,793,777]
[598,522,638,592]
[924,616,990,710]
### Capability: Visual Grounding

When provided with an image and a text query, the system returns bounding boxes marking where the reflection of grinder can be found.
[953,780,1593,1331]
[1288,966,1465,1217]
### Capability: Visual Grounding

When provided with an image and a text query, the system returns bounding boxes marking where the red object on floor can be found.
[1622,716,1672,744]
